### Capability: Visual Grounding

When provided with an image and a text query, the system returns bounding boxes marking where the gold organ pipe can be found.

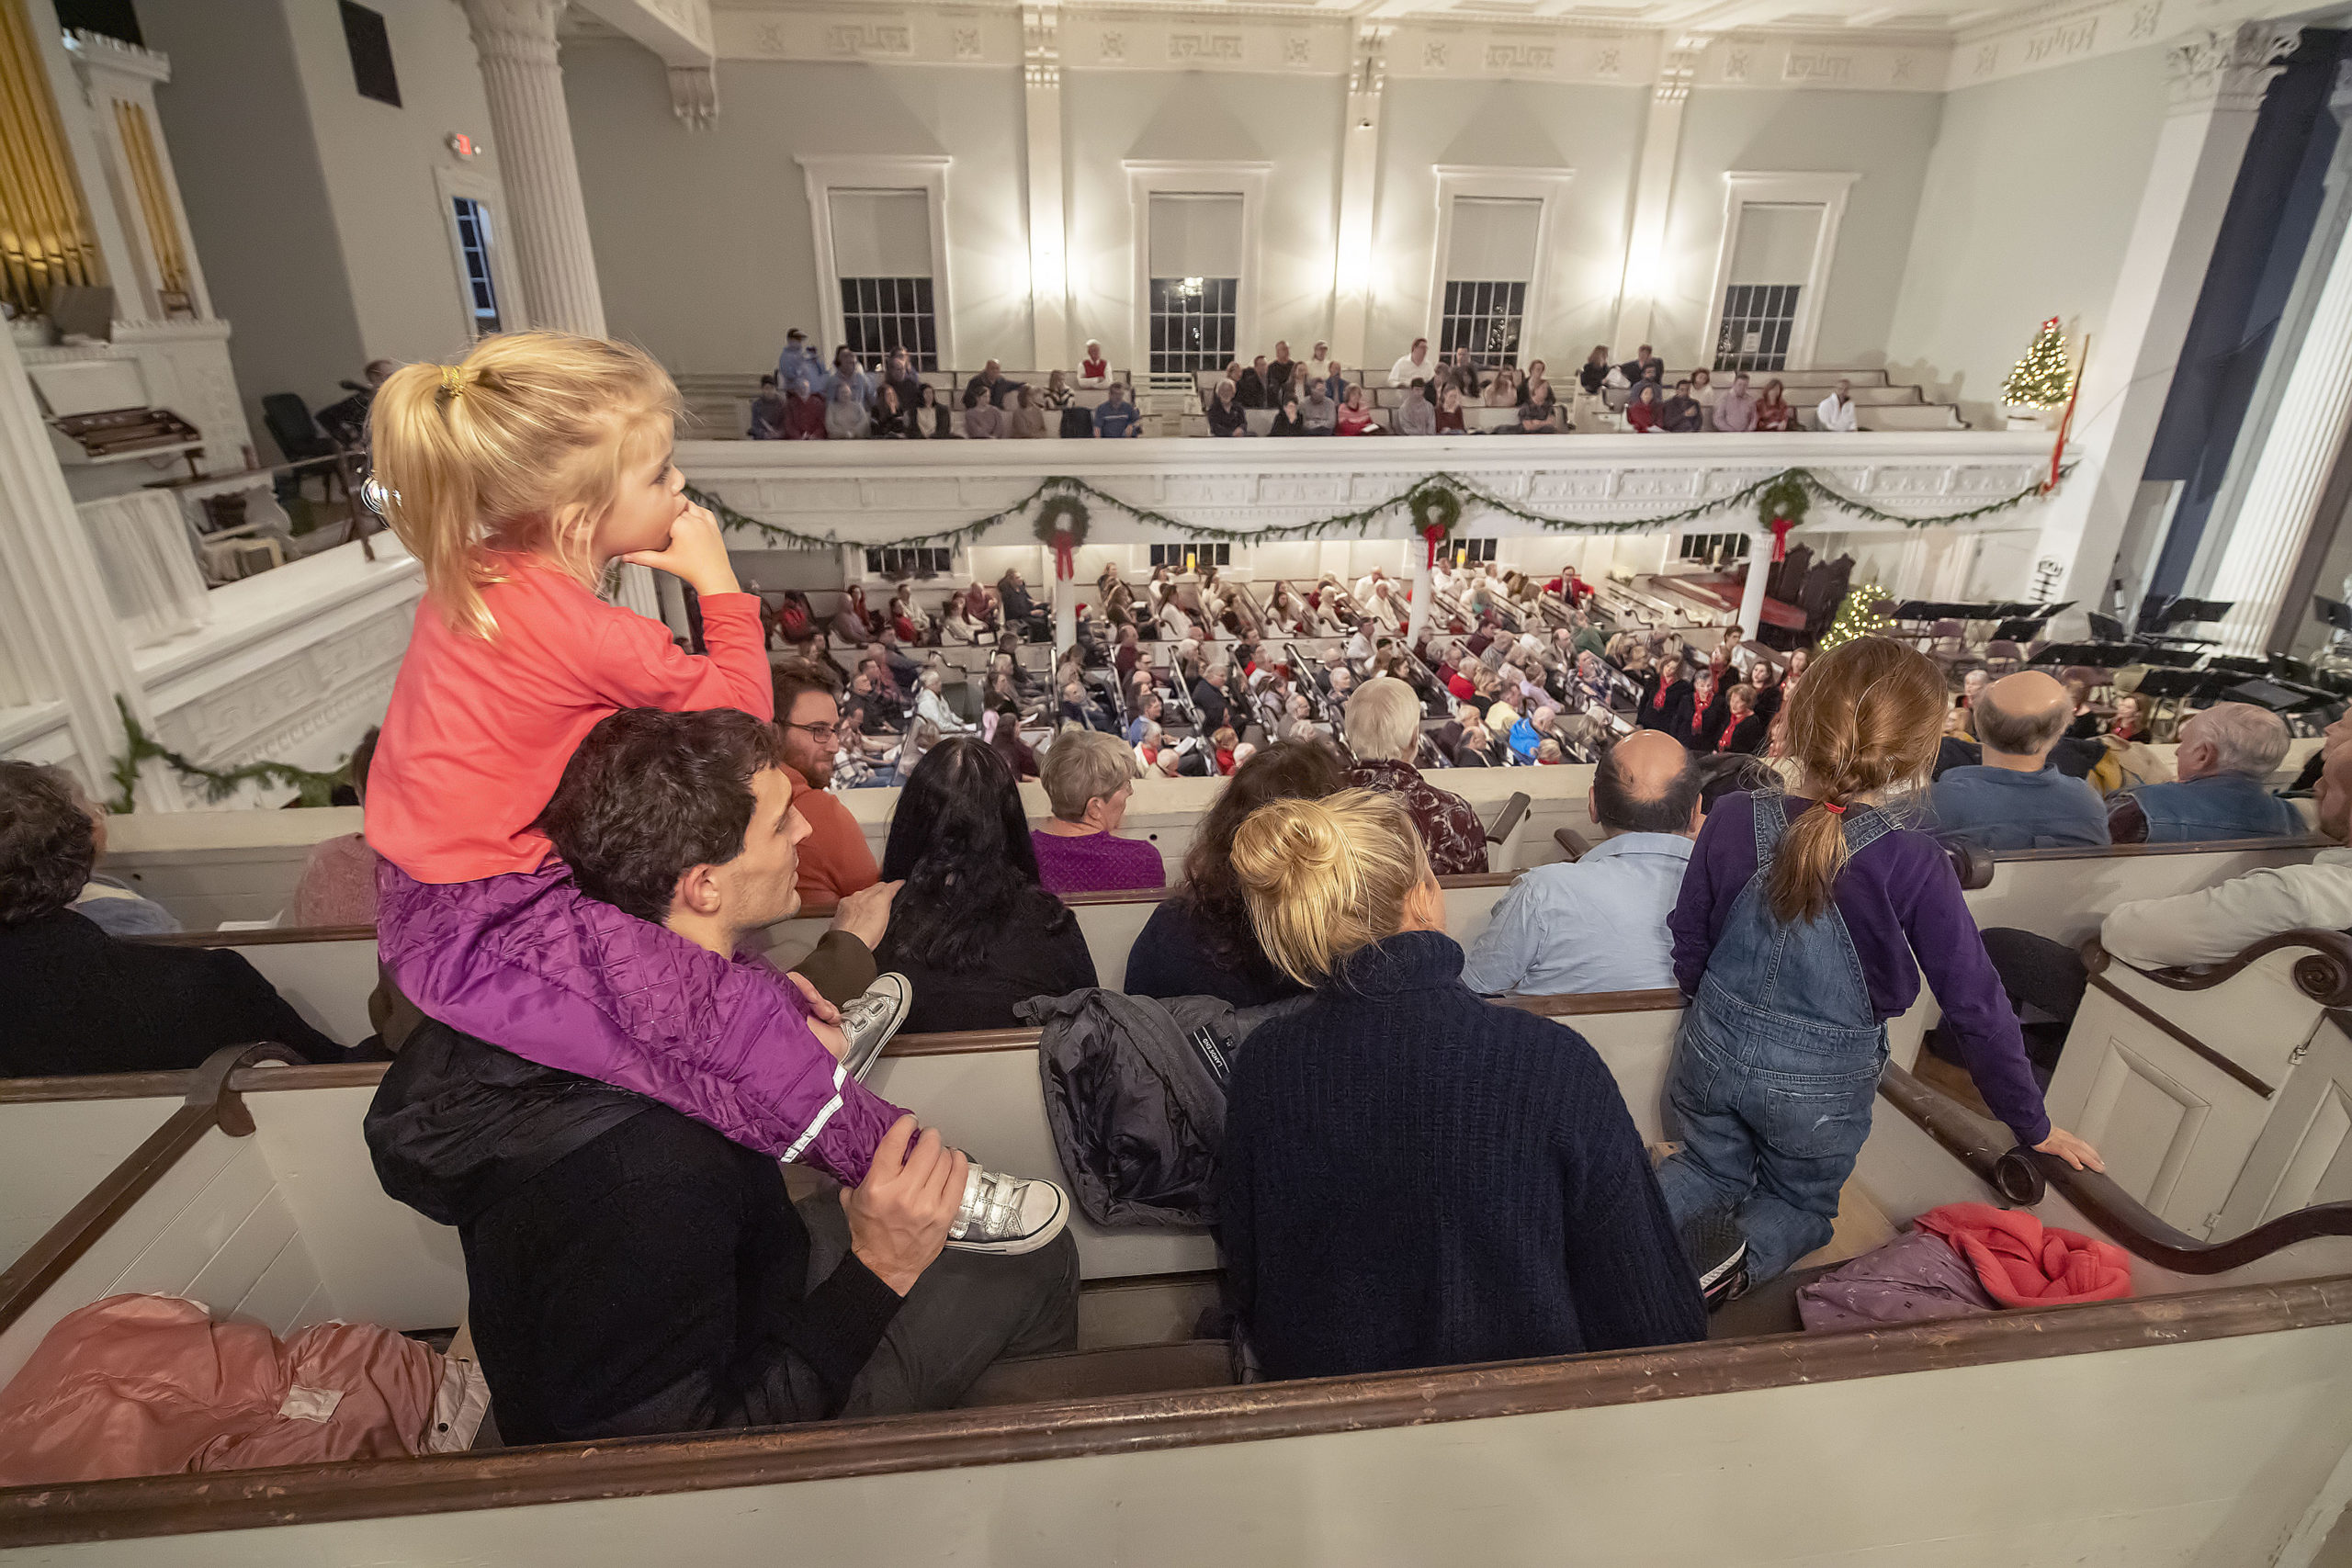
[0,0,102,316]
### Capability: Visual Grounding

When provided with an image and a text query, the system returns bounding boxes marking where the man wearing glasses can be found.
[772,660,887,910]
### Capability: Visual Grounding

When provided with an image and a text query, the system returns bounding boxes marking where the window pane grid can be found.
[865,547,954,576]
[1678,531,1753,563]
[1148,276,1238,374]
[840,276,937,369]
[1439,279,1525,368]
[451,197,501,333]
[1148,542,1230,569]
[1714,284,1798,373]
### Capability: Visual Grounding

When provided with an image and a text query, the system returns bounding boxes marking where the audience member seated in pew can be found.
[1218,790,1708,1378]
[1924,672,2109,852]
[1125,740,1347,1008]
[0,761,342,1075]
[30,765,180,937]
[1964,736,2352,1074]
[876,738,1098,1033]
[292,727,382,927]
[771,660,884,905]
[1461,732,1699,998]
[1343,677,1487,876]
[2108,704,2301,844]
[1655,640,2101,1296]
[1030,730,1166,896]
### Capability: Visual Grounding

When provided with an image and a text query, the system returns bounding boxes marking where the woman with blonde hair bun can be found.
[1216,790,1705,1382]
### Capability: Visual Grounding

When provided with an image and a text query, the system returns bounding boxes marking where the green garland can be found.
[687,463,2066,558]
[109,695,350,813]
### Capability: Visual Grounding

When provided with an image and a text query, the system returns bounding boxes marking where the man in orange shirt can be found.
[773,661,884,908]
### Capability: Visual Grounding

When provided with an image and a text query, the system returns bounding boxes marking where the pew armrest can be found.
[1485,792,1532,847]
[2085,927,2352,1009]
[1554,827,1592,863]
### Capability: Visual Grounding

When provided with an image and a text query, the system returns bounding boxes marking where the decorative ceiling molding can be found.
[700,0,2301,90]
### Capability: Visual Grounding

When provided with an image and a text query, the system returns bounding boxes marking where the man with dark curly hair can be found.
[0,761,341,1076]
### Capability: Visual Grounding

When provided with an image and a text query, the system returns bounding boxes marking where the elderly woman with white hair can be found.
[1029,729,1168,894]
[912,666,972,736]
[1341,675,1489,875]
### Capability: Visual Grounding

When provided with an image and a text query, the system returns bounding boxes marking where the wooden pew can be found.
[2043,928,2352,1241]
[5,1038,2351,1560]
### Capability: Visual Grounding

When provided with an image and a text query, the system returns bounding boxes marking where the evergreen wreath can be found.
[1034,491,1090,579]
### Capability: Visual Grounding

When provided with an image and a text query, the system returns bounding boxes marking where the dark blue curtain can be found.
[2144,30,2346,598]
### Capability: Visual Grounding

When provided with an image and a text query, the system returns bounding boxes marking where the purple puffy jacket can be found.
[375,858,904,1184]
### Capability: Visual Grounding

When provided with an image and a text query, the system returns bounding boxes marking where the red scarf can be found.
[1653,681,1669,711]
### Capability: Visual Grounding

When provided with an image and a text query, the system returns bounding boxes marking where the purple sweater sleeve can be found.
[1668,795,1749,997]
[1887,839,2052,1146]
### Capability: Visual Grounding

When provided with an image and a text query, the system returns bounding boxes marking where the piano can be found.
[28,358,204,475]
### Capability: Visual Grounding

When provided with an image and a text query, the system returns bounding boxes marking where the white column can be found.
[1406,551,1431,648]
[0,329,183,806]
[462,0,605,337]
[2209,188,2352,649]
[1610,37,1705,356]
[463,0,672,619]
[1328,24,1388,369]
[1023,4,1070,371]
[2031,23,2297,608]
[1738,531,1771,640]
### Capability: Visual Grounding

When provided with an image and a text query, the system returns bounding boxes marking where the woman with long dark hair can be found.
[1121,739,1347,1007]
[876,738,1096,1032]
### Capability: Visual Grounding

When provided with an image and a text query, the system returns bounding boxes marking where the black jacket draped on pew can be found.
[0,909,342,1077]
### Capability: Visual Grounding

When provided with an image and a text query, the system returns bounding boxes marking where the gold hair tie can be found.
[441,366,466,399]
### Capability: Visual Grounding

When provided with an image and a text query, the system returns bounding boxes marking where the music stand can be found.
[1991,618,2048,644]
[2086,613,2128,642]
[2030,642,2142,669]
[2138,595,2233,634]
[2314,596,2352,634]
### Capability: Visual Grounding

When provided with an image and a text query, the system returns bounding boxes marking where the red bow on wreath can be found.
[1050,531,1077,581]
[1769,516,1796,562]
[1423,523,1447,570]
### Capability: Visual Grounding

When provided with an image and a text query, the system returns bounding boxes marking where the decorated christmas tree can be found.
[2002,318,2073,409]
[1817,585,1893,652]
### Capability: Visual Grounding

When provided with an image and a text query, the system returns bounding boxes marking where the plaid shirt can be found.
[1349,759,1488,876]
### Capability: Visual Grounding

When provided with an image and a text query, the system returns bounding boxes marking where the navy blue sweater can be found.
[1217,931,1706,1380]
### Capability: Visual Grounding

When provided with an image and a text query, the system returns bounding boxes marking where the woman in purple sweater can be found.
[1654,638,2103,1292]
[1029,729,1166,895]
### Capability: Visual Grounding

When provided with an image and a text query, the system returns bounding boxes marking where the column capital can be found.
[1655,33,1713,106]
[463,0,565,64]
[2165,21,2298,116]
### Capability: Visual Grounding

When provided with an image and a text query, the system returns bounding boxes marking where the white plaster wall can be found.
[1367,78,1647,368]
[1655,88,1943,372]
[277,0,511,367]
[1059,67,1348,370]
[140,0,366,458]
[1883,46,2170,429]
[565,46,1035,374]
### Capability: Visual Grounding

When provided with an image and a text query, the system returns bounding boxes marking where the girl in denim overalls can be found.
[1655,638,2102,1292]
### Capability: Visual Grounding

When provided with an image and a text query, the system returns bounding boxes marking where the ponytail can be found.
[1765,637,1945,924]
[368,332,679,638]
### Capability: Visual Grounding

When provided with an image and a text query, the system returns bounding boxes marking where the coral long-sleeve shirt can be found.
[368,557,773,883]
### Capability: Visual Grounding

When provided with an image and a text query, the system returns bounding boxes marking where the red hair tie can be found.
[1821,800,1848,816]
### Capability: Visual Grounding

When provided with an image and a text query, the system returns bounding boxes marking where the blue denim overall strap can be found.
[1656,795,1897,1284]
[1691,795,1893,1043]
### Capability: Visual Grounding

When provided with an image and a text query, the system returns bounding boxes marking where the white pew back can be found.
[0,1091,181,1269]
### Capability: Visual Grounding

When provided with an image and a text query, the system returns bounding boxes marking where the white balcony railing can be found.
[680,430,2060,546]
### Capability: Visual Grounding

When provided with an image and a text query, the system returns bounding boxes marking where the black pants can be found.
[1977,928,2089,1073]
[798,1196,1079,1416]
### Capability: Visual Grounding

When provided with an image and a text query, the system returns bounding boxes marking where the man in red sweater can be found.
[771,661,884,910]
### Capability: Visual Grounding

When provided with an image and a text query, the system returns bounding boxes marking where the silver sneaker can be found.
[836,974,911,1083]
[946,1165,1069,1255]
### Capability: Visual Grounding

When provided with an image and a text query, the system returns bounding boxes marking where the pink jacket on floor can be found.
[0,1294,456,1484]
